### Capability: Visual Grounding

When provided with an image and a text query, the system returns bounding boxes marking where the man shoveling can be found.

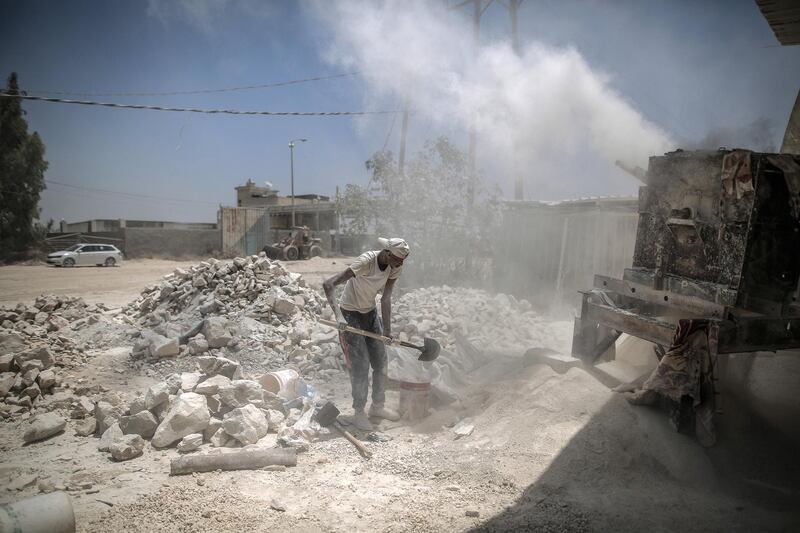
[323,238,409,431]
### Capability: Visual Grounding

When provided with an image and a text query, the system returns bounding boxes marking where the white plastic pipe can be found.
[0,492,75,533]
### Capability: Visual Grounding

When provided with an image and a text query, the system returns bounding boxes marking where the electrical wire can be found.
[44,179,220,206]
[21,72,360,97]
[0,93,397,117]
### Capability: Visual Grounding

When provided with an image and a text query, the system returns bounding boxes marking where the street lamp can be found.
[288,138,308,228]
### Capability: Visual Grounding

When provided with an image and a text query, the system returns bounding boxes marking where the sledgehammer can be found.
[314,401,372,459]
[318,318,441,362]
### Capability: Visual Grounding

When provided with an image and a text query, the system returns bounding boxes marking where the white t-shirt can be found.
[340,251,403,313]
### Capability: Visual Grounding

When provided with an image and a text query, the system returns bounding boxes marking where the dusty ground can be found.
[1,258,798,532]
[0,257,350,309]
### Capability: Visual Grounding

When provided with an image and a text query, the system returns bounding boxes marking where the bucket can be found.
[259,369,301,400]
[398,380,431,421]
[0,492,75,533]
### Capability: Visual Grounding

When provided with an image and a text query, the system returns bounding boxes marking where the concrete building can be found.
[231,180,336,231]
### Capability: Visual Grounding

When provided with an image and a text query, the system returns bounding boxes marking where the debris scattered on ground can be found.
[0,295,112,417]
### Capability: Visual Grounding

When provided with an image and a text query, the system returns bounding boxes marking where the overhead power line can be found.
[45,179,220,206]
[21,71,360,97]
[0,93,397,117]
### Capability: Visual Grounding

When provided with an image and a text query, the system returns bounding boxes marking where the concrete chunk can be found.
[23,413,66,443]
[119,410,159,439]
[151,392,210,448]
[222,404,269,445]
[218,380,263,409]
[194,375,230,396]
[110,434,145,461]
[201,317,233,348]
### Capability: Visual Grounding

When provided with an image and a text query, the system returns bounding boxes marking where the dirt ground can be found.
[0,257,349,309]
[1,258,798,532]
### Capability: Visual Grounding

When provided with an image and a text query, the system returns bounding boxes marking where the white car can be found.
[47,244,123,267]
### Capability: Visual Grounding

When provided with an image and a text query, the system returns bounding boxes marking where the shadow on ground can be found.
[468,395,800,533]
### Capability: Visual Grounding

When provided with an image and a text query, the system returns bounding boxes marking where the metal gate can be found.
[220,207,270,257]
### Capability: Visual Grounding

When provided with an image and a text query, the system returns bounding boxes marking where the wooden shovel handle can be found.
[333,421,372,459]
[318,318,424,351]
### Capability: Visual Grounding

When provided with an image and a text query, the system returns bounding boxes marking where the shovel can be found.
[314,401,372,459]
[318,318,441,362]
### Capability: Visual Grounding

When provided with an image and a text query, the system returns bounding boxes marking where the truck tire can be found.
[283,246,299,261]
[309,246,322,258]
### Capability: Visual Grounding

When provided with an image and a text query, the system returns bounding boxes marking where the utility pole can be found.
[467,0,481,207]
[288,138,307,228]
[398,103,410,175]
[506,0,525,200]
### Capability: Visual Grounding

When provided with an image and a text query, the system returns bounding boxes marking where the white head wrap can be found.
[378,237,410,259]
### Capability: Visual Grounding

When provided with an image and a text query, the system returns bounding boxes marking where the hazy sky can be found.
[1,0,798,224]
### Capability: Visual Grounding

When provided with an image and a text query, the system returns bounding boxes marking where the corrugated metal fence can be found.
[495,198,639,310]
[220,207,270,256]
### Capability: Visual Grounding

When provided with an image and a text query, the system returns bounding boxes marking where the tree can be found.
[364,137,500,285]
[0,72,48,255]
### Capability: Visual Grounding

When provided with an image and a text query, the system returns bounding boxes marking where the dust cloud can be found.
[311,0,674,199]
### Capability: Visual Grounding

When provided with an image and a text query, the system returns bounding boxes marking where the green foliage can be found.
[361,137,500,284]
[337,183,382,235]
[0,72,49,255]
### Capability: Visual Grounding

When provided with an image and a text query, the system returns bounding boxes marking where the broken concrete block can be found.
[149,335,179,358]
[223,404,269,445]
[110,434,145,461]
[21,382,41,400]
[194,375,230,396]
[180,372,202,392]
[46,315,70,332]
[0,354,15,373]
[23,413,66,443]
[22,368,39,387]
[144,382,170,410]
[272,298,296,315]
[188,335,210,355]
[74,416,97,437]
[0,330,26,354]
[164,373,182,394]
[14,346,54,370]
[196,356,241,380]
[209,427,230,447]
[128,394,147,416]
[203,418,222,442]
[98,423,123,452]
[37,369,56,390]
[218,380,263,409]
[95,401,125,434]
[206,394,223,416]
[201,317,233,348]
[151,392,210,448]
[177,433,203,453]
[119,410,159,439]
[266,409,285,432]
[0,372,15,397]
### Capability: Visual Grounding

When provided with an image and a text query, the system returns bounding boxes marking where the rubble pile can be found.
[0,295,105,417]
[124,254,324,324]
[85,354,320,461]
[393,286,568,353]
[120,255,345,380]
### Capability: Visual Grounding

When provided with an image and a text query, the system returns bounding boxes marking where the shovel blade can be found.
[417,337,441,362]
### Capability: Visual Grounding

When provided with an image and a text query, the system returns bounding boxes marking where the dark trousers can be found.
[341,308,386,410]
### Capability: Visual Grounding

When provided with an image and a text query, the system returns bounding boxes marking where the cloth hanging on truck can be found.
[625,319,717,447]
